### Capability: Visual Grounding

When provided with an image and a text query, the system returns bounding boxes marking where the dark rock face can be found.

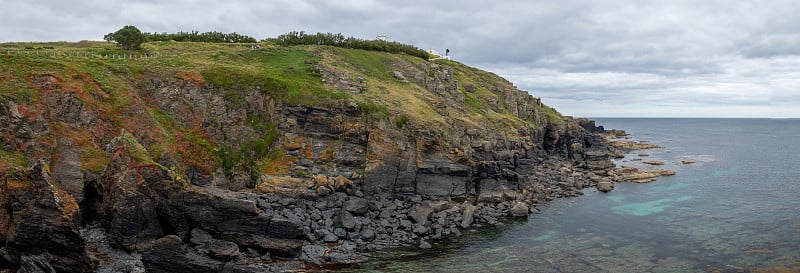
[203,239,240,260]
[0,161,90,273]
[141,235,222,273]
[19,255,57,273]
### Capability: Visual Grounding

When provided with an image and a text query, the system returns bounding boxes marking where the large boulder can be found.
[509,202,530,217]
[460,203,476,228]
[343,197,369,215]
[408,204,434,225]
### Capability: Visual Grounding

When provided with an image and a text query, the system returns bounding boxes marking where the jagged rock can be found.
[267,218,305,239]
[251,236,303,258]
[427,200,451,212]
[337,210,357,231]
[203,239,240,260]
[343,197,369,215]
[409,204,434,225]
[0,161,90,273]
[682,159,696,164]
[19,255,56,273]
[50,137,85,203]
[392,71,408,82]
[323,233,338,243]
[141,235,222,273]
[361,229,376,241]
[190,229,214,246]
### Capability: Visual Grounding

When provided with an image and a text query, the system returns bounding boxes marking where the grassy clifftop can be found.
[0,40,565,184]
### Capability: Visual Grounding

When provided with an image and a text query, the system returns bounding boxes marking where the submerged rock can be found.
[419,240,432,249]
[597,181,615,192]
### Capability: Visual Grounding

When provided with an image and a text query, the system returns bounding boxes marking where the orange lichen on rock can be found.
[54,187,79,218]
[5,180,33,190]
[262,149,294,176]
[15,103,41,122]
[176,71,206,89]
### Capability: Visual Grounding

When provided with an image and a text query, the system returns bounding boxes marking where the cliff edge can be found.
[0,41,668,272]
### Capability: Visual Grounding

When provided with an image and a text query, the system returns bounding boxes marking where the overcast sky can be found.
[3,0,800,118]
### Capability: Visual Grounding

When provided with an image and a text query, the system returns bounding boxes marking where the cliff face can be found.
[0,42,621,272]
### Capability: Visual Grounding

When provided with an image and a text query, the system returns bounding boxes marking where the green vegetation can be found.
[357,101,390,120]
[144,30,256,43]
[105,25,146,50]
[80,147,107,175]
[120,133,156,164]
[394,115,409,129]
[0,146,26,169]
[331,47,394,81]
[0,31,566,184]
[269,31,429,60]
[543,105,565,126]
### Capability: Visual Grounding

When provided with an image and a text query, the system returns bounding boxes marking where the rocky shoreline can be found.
[94,132,674,272]
[0,128,675,273]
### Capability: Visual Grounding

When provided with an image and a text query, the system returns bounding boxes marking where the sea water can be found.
[353,118,800,272]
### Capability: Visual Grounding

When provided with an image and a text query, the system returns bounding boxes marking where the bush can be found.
[267,31,430,60]
[108,25,146,50]
[143,30,257,43]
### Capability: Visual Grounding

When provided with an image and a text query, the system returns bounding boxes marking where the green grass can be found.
[0,146,26,168]
[331,47,394,81]
[80,147,107,174]
[120,133,156,164]
[1,39,568,182]
[357,100,389,120]
[543,105,564,126]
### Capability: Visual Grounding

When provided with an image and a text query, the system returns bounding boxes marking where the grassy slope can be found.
[0,41,562,176]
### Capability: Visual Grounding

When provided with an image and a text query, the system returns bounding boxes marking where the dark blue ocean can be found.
[356,118,800,272]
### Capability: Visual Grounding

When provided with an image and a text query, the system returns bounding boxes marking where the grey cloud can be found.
[2,0,800,117]
[740,34,800,58]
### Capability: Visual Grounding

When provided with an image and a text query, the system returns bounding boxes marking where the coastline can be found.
[77,129,676,272]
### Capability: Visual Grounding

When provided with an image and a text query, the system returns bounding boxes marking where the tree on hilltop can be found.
[108,25,146,50]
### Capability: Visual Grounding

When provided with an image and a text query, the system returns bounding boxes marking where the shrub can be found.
[267,31,430,60]
[143,30,257,43]
[108,25,146,50]
[394,115,409,129]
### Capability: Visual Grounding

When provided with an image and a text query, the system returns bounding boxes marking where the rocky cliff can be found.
[0,41,664,272]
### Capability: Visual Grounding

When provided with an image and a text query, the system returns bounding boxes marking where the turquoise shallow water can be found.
[352,118,800,272]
